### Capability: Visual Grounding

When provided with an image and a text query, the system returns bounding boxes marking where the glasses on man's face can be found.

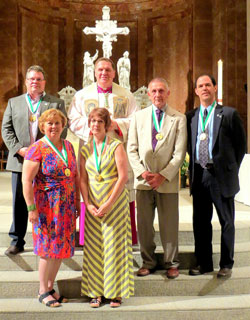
[26,78,45,82]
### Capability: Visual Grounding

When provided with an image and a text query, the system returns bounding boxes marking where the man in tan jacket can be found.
[127,78,187,279]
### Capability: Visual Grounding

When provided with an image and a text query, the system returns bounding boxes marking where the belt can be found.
[195,163,214,170]
[204,163,214,170]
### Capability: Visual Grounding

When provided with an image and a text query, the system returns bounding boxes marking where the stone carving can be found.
[83,6,129,58]
[117,51,131,90]
[82,50,99,88]
[133,86,151,109]
[58,86,76,112]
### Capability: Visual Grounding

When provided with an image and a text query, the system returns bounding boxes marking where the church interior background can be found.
[0,0,248,151]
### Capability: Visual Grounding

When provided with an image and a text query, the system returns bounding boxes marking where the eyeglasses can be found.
[26,78,45,82]
[90,119,104,124]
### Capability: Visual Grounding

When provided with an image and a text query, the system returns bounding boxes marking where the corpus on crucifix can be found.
[83,6,129,58]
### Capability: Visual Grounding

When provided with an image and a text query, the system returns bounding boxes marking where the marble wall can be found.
[0,0,247,148]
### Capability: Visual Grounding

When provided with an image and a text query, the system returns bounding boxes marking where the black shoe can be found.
[189,266,213,276]
[5,245,24,255]
[217,268,232,279]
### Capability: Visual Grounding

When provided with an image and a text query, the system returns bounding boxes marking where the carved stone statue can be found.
[133,86,151,109]
[83,6,129,58]
[58,86,76,112]
[117,51,131,90]
[82,50,99,88]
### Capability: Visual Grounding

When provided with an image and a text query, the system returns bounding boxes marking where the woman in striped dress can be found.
[80,108,134,308]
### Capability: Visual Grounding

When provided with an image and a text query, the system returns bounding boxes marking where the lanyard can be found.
[93,136,106,173]
[27,94,42,114]
[152,109,164,133]
[44,135,68,167]
[199,101,216,132]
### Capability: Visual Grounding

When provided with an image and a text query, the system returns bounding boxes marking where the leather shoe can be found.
[5,245,24,255]
[217,268,232,278]
[189,266,213,276]
[137,267,156,277]
[166,267,179,279]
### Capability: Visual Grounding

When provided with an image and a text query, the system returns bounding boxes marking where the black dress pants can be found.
[192,164,235,270]
[9,172,28,247]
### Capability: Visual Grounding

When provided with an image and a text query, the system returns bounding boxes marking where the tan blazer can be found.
[127,104,187,193]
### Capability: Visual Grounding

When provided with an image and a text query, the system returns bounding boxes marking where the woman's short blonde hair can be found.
[39,108,67,134]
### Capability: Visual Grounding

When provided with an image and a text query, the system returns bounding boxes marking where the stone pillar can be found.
[247,0,250,152]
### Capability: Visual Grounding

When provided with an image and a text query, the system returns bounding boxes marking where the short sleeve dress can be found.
[25,139,77,259]
[80,138,134,299]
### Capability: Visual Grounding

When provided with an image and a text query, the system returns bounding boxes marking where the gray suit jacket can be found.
[2,93,66,172]
[127,104,187,193]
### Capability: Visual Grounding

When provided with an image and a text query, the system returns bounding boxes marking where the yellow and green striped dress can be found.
[81,138,134,299]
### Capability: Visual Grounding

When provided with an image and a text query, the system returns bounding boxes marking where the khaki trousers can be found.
[136,190,179,269]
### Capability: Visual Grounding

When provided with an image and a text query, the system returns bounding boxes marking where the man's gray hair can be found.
[26,65,46,80]
[148,77,169,90]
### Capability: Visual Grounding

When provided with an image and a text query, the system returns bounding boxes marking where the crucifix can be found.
[83,6,130,59]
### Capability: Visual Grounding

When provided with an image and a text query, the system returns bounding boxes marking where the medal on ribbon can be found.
[44,136,70,176]
[93,136,106,182]
[27,94,42,122]
[199,101,216,140]
[29,114,37,122]
[152,109,164,141]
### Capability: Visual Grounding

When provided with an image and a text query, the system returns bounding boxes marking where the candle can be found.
[217,59,223,104]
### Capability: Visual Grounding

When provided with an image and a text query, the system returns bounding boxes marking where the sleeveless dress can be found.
[25,139,77,259]
[81,138,134,299]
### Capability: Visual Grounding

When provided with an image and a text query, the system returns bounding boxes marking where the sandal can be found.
[49,289,69,303]
[38,291,61,308]
[90,297,102,308]
[110,298,122,308]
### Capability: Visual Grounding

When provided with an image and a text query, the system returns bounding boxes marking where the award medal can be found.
[95,174,103,182]
[29,114,36,122]
[93,136,106,182]
[199,101,216,138]
[156,133,163,141]
[27,94,42,123]
[199,132,207,141]
[44,136,70,176]
[152,108,164,141]
[65,168,71,177]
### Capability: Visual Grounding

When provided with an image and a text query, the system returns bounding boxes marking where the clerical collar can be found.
[97,85,112,94]
[27,91,45,103]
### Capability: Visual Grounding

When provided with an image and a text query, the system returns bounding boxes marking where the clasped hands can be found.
[87,202,111,218]
[141,171,165,190]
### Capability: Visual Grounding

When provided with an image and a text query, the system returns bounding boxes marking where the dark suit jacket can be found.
[186,104,246,198]
[1,93,67,172]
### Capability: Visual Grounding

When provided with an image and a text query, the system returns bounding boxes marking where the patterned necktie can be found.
[199,108,209,168]
[152,108,163,151]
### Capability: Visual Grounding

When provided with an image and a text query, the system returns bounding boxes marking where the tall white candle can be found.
[217,59,223,104]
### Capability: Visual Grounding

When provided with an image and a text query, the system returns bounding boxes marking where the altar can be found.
[235,154,250,206]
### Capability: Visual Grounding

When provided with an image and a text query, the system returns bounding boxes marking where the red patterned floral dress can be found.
[25,139,77,259]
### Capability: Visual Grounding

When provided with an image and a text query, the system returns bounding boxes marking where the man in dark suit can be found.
[186,74,246,278]
[2,65,66,255]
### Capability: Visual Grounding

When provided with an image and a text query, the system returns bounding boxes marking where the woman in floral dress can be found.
[22,109,80,307]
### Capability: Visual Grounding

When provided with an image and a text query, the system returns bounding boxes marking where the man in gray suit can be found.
[127,78,187,279]
[2,65,66,255]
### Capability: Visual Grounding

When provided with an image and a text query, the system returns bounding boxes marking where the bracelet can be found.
[27,204,36,212]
